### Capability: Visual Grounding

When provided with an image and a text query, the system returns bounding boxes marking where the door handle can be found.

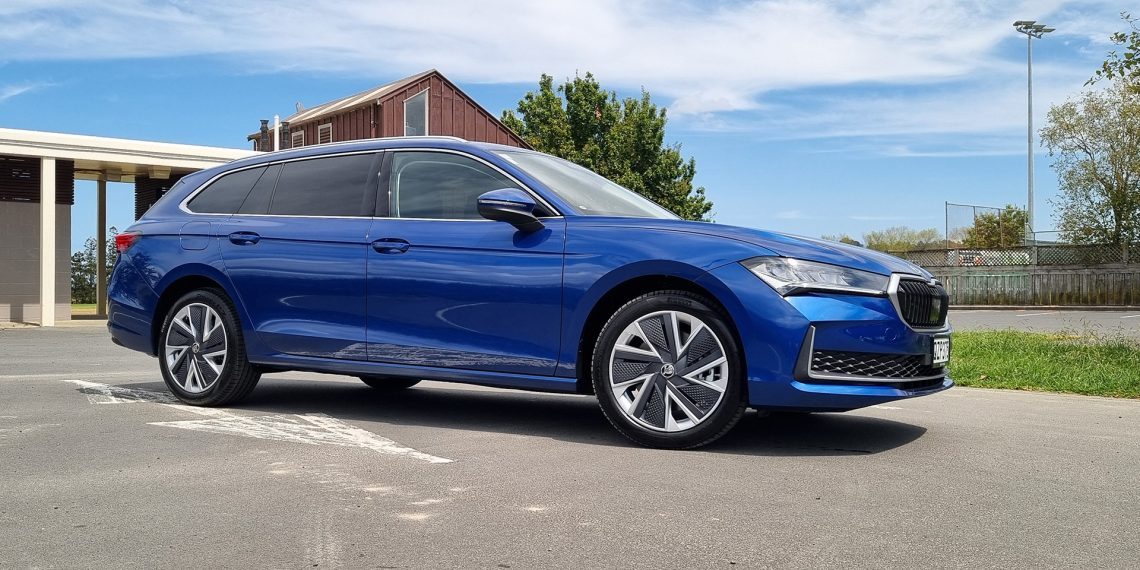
[371,238,410,254]
[228,231,261,245]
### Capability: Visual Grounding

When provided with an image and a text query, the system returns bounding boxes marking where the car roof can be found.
[224,137,537,170]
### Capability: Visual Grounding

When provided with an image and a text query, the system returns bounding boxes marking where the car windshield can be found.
[496,151,678,219]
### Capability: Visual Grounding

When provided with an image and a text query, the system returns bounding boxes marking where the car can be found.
[107,136,952,449]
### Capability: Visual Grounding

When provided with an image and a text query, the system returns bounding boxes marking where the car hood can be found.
[611,218,931,277]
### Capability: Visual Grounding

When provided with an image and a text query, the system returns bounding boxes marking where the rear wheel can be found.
[358,376,421,392]
[591,290,746,449]
[158,289,260,406]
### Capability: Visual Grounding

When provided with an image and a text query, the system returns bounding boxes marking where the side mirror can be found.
[477,188,544,232]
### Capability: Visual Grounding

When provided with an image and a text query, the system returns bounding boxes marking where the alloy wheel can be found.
[607,310,729,432]
[164,302,228,394]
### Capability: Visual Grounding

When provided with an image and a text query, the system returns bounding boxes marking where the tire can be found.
[358,376,421,391]
[591,290,746,449]
[158,289,261,406]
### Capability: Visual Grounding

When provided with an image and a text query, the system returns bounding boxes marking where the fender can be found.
[149,260,272,358]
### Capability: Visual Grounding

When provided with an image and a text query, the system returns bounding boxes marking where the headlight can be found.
[743,257,889,296]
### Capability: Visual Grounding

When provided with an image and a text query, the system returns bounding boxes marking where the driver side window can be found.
[389,151,517,220]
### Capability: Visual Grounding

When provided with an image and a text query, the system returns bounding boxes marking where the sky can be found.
[0,0,1131,253]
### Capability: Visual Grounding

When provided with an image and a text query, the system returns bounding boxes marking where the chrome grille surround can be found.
[888,274,949,331]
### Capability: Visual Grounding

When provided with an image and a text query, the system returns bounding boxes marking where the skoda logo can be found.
[660,363,675,378]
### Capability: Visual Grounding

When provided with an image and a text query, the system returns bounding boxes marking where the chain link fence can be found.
[892,243,1137,267]
[944,202,1027,248]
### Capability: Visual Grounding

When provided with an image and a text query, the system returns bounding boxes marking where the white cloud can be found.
[0,1,1128,153]
[0,81,52,103]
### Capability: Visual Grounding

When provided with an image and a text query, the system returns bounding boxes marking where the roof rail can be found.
[373,135,468,142]
[249,135,472,157]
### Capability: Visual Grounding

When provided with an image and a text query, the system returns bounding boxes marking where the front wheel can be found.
[158,289,261,406]
[591,290,746,449]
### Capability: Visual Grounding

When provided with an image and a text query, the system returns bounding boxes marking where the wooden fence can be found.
[927,266,1140,306]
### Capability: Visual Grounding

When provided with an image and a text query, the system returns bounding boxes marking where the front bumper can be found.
[699,263,952,411]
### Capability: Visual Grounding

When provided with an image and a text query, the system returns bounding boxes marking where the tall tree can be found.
[1089,12,1140,90]
[962,205,1029,248]
[863,226,942,253]
[1040,82,1140,245]
[70,228,117,304]
[502,73,712,221]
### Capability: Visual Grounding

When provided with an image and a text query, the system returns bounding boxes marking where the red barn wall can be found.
[286,72,528,149]
[377,74,526,147]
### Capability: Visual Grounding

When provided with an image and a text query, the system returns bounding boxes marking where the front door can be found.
[366,150,565,376]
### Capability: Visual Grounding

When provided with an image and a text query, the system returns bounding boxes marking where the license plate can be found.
[932,337,951,366]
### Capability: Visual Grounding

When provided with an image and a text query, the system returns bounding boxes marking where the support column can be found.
[39,157,56,327]
[96,178,108,317]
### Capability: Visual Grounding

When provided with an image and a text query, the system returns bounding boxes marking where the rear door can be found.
[365,150,565,375]
[217,152,381,359]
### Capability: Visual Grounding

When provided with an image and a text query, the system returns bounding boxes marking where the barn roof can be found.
[286,69,436,125]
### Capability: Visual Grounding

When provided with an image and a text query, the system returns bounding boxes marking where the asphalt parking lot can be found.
[950,309,1140,338]
[2,323,1138,568]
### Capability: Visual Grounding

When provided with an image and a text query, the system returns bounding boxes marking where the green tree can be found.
[70,227,117,304]
[821,234,863,247]
[502,73,712,220]
[962,205,1029,248]
[1089,12,1140,90]
[863,226,942,253]
[1040,82,1140,245]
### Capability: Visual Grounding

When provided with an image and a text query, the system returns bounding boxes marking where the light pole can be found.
[1013,20,1054,243]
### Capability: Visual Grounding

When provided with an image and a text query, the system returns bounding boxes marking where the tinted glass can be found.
[237,163,280,215]
[496,151,676,219]
[187,167,266,214]
[268,154,377,217]
[390,152,517,220]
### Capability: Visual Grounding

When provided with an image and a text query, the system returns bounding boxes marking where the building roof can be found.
[288,69,437,125]
[0,127,257,181]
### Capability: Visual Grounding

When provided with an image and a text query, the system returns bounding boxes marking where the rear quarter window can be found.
[186,167,267,214]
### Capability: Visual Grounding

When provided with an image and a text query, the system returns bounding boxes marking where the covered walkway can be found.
[0,128,256,326]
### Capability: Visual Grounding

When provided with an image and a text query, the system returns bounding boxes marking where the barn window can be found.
[317,123,333,144]
[404,89,428,136]
[291,130,305,148]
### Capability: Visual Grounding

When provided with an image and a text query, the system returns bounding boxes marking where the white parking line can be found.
[1016,312,1060,317]
[63,379,453,464]
[0,372,128,380]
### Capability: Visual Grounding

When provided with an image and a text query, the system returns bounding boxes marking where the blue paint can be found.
[109,138,951,414]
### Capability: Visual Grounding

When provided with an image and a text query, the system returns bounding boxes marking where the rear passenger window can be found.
[390,152,518,220]
[186,167,266,214]
[268,154,377,217]
[237,163,280,215]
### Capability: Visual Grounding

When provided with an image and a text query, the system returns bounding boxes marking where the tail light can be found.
[114,231,141,253]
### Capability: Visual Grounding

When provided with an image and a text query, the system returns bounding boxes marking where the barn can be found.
[249,69,528,152]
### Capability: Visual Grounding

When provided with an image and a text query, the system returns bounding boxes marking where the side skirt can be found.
[249,353,580,394]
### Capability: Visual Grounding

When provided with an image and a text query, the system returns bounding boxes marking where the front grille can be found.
[895,279,949,328]
[811,350,943,379]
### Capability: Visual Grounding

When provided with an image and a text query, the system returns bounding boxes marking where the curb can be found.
[951,305,1140,312]
[0,319,107,329]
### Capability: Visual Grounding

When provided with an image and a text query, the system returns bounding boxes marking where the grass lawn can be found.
[949,330,1140,399]
[71,303,96,315]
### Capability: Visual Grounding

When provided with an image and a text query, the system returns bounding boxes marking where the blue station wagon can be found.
[107,137,951,449]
